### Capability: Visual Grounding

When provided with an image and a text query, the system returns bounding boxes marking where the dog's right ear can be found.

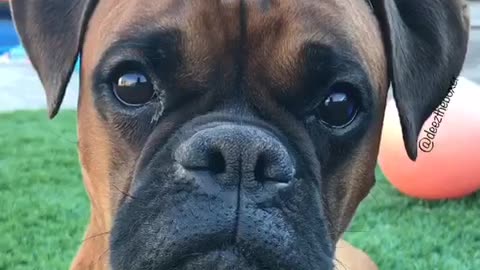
[9,0,98,118]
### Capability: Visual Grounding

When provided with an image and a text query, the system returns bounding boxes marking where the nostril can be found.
[207,149,226,174]
[176,146,226,174]
[254,149,295,184]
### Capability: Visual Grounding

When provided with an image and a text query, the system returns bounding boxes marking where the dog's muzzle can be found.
[110,121,333,270]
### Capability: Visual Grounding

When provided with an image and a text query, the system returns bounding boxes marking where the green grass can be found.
[0,110,479,269]
[0,111,88,270]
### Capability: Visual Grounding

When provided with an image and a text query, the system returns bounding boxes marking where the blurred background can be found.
[0,1,479,269]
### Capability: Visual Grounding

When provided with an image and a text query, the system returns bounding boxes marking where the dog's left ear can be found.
[9,0,98,118]
[371,0,470,160]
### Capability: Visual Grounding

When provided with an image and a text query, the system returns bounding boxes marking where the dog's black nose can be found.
[175,124,295,185]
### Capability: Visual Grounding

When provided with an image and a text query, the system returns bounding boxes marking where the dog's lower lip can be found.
[170,249,258,270]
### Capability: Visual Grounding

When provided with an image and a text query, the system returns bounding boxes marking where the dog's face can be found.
[11,0,469,269]
[80,1,389,268]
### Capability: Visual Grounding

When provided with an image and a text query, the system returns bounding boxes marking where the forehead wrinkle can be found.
[84,0,191,79]
[298,0,387,96]
[244,0,342,94]
[84,0,387,99]
[178,0,243,87]
[112,27,179,50]
[83,0,245,94]
[336,0,388,94]
[241,0,387,111]
[92,0,187,52]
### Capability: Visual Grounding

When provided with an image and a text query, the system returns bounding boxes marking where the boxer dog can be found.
[10,0,469,269]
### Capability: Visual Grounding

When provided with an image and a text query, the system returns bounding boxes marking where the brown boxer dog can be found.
[10,0,469,269]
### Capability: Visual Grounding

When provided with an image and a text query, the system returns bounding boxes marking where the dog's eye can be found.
[313,86,359,128]
[113,72,155,106]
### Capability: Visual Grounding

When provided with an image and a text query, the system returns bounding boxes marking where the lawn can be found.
[0,110,479,270]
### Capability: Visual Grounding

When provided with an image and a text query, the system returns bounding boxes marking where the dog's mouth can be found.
[169,248,264,270]
[110,195,334,270]
[171,247,334,270]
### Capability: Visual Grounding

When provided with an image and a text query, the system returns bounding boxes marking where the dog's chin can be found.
[165,248,333,270]
[171,249,258,270]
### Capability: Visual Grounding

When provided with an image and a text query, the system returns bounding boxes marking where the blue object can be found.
[0,19,20,54]
[0,17,81,71]
[74,58,81,71]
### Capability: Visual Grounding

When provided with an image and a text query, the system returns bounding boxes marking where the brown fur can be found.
[71,0,387,268]
[8,0,470,267]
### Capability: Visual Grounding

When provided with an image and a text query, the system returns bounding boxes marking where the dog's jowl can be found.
[10,0,469,269]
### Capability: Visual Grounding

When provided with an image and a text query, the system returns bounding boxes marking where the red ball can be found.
[378,78,480,200]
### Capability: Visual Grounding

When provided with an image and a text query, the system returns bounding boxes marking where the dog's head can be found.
[11,0,469,269]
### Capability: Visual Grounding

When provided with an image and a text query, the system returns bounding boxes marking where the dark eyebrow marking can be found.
[303,43,370,89]
[299,42,374,112]
[94,27,180,77]
[112,28,181,62]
